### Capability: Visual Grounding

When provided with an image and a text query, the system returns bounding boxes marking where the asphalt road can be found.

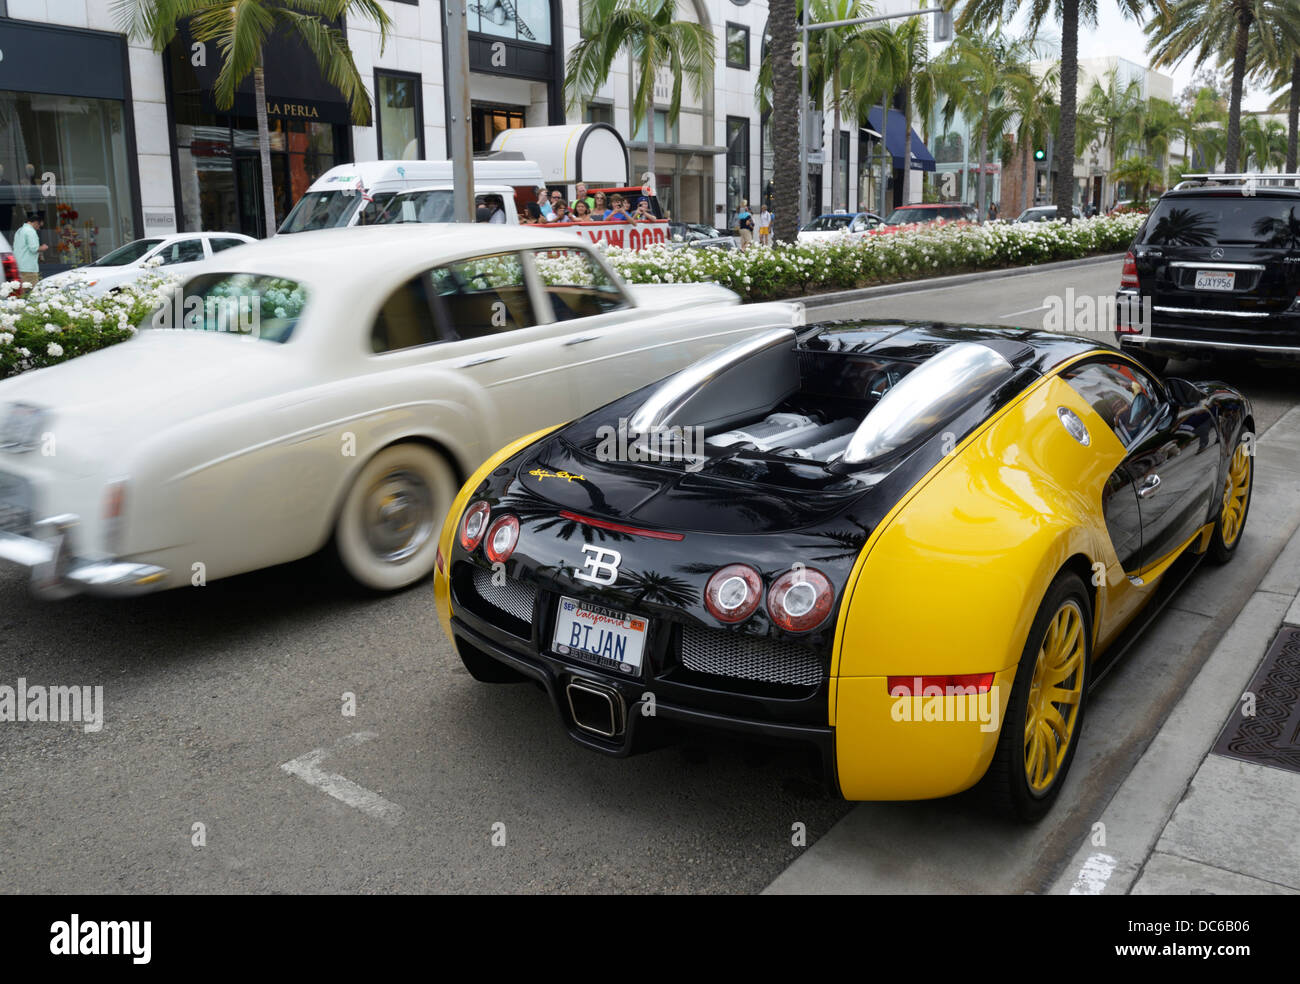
[2,256,1298,894]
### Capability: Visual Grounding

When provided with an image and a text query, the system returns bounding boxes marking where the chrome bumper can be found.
[0,514,168,599]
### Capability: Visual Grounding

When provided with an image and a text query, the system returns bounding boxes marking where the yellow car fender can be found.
[434,425,563,642]
[831,373,1131,800]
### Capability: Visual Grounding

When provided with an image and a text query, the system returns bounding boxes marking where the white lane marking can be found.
[280,731,404,826]
[1000,303,1052,318]
[1069,852,1117,895]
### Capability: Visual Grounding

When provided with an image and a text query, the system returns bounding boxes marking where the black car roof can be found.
[799,320,1099,374]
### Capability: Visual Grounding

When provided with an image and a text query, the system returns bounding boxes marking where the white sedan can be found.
[39,232,256,295]
[0,224,797,596]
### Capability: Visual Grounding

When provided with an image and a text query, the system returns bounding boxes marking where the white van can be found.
[278,159,545,233]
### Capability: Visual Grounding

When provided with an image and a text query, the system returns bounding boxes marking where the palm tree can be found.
[936,33,1039,221]
[115,0,391,237]
[1112,156,1162,201]
[1240,113,1288,168]
[1248,2,1300,170]
[1080,68,1145,203]
[1183,85,1229,169]
[889,18,946,202]
[1138,96,1185,187]
[951,0,1155,222]
[842,22,905,215]
[1147,0,1300,172]
[566,0,715,187]
[1010,65,1060,213]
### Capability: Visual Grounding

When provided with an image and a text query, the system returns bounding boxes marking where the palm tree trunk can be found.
[644,57,656,189]
[1225,6,1251,172]
[831,65,841,213]
[770,0,800,242]
[903,75,913,205]
[879,97,889,215]
[254,57,276,237]
[977,119,988,220]
[1054,0,1079,220]
[1021,141,1030,214]
[1288,57,1299,173]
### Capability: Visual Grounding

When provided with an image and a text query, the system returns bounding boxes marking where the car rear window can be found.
[1141,196,1300,248]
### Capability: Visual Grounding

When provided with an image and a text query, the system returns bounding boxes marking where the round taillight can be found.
[484,514,520,563]
[767,567,833,633]
[459,501,491,552]
[704,564,763,623]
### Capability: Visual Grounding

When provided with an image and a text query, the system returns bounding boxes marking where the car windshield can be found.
[1141,196,1300,247]
[886,207,957,225]
[374,190,453,224]
[146,273,308,343]
[279,190,363,233]
[803,215,853,231]
[89,239,163,267]
[689,223,721,237]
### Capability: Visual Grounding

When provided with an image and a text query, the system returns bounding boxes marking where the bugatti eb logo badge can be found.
[575,544,621,585]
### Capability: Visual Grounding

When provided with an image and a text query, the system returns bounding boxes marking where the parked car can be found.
[0,231,17,287]
[1014,205,1083,222]
[434,320,1252,819]
[0,224,797,598]
[1117,174,1300,371]
[797,212,884,243]
[880,202,979,228]
[39,232,256,295]
[666,222,738,249]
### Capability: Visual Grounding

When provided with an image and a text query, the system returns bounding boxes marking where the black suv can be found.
[1117,177,1300,371]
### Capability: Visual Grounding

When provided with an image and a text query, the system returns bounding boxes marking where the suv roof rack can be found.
[1173,172,1300,192]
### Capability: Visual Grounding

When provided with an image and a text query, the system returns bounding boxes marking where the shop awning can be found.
[865,108,936,172]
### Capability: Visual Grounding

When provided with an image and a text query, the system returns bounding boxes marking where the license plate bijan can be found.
[552,596,648,676]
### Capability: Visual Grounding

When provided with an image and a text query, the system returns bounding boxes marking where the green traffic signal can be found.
[1033,148,1046,161]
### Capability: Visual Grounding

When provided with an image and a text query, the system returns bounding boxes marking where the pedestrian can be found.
[553,200,573,222]
[631,198,654,222]
[593,191,608,217]
[758,204,773,246]
[572,183,595,211]
[536,186,553,220]
[522,202,543,224]
[604,195,631,221]
[736,200,754,248]
[573,200,592,221]
[14,211,46,287]
[548,189,566,220]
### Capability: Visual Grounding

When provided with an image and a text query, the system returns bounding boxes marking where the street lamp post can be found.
[798,5,948,229]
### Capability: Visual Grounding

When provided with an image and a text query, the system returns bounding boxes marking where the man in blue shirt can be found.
[14,212,46,286]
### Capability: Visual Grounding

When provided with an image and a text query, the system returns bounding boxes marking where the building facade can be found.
[0,0,935,265]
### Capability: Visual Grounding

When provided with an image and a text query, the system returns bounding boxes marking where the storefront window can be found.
[631,111,674,144]
[376,71,423,160]
[469,0,551,45]
[0,91,136,265]
[726,116,750,227]
[472,104,525,153]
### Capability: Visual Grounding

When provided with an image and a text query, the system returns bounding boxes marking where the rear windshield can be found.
[1141,196,1300,248]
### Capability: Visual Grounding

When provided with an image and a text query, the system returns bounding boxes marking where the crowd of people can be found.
[516,183,660,225]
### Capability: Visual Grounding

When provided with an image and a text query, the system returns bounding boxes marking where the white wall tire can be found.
[333,443,458,592]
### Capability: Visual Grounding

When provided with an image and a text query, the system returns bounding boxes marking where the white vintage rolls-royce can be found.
[0,225,797,596]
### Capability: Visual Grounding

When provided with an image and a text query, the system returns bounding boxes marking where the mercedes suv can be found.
[1118,175,1300,371]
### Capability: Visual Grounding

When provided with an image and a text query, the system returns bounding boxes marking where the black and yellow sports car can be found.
[433,321,1253,819]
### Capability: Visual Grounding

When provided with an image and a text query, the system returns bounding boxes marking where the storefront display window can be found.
[376,71,423,160]
[0,91,137,264]
[469,0,552,45]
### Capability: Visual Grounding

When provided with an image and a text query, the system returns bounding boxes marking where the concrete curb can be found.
[1050,404,1300,895]
[798,251,1126,308]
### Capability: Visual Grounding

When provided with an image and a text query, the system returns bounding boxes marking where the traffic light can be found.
[1033,148,1046,162]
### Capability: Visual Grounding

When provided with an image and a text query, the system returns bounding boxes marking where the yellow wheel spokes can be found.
[1023,601,1086,793]
[1220,443,1251,547]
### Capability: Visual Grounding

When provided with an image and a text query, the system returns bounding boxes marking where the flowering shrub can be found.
[604,212,1147,302]
[0,269,180,380]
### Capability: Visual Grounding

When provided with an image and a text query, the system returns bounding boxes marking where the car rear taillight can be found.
[484,514,520,563]
[459,500,491,552]
[2,252,19,289]
[887,673,995,696]
[1120,251,1139,289]
[704,564,763,623]
[767,567,833,633]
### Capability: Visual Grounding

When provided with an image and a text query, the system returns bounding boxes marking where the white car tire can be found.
[333,443,458,591]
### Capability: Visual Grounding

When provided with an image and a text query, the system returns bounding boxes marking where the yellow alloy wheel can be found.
[1220,443,1251,547]
[1023,600,1086,793]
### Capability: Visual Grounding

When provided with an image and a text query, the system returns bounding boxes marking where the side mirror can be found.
[1165,376,1202,408]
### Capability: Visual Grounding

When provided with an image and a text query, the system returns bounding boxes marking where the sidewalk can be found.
[1052,411,1300,895]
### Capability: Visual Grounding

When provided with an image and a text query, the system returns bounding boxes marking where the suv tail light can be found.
[1120,251,1139,289]
[2,252,19,290]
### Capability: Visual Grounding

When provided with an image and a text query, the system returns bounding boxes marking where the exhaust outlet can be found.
[565,680,625,738]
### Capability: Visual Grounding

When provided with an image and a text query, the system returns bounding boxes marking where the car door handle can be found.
[1137,474,1161,498]
[457,354,506,368]
[563,334,602,346]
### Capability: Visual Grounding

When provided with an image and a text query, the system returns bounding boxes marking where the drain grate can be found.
[1212,626,1300,775]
